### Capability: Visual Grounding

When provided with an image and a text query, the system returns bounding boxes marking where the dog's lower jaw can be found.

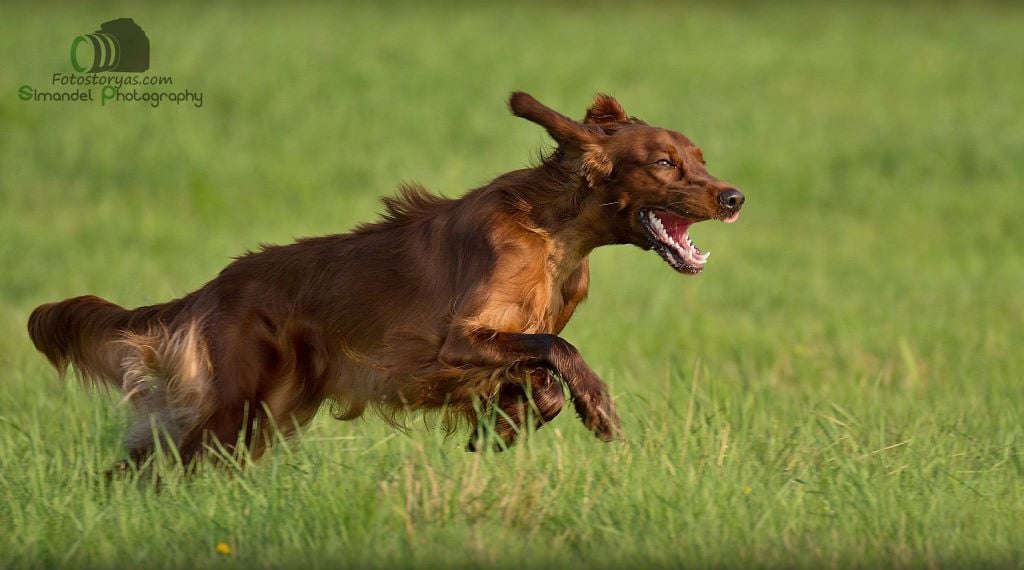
[638,209,709,274]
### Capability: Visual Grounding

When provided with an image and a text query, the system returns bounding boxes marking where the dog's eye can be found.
[654,159,675,168]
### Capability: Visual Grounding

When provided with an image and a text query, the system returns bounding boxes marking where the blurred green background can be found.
[1,2,1022,568]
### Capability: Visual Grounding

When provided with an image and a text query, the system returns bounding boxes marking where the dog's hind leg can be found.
[174,318,330,467]
[115,321,215,470]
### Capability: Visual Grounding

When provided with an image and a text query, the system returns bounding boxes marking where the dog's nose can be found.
[717,188,745,211]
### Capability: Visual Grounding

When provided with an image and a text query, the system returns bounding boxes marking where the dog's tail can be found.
[28,295,175,388]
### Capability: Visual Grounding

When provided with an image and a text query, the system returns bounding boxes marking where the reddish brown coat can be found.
[28,92,743,463]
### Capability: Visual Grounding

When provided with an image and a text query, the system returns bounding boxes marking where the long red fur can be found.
[28,91,743,464]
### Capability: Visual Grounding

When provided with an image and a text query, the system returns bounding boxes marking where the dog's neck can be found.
[498,159,622,258]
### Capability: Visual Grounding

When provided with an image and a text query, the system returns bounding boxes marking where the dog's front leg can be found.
[440,330,621,441]
[466,368,565,451]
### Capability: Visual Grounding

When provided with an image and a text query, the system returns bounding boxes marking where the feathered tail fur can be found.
[29,295,165,384]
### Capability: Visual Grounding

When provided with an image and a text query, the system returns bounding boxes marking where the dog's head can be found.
[509,92,744,274]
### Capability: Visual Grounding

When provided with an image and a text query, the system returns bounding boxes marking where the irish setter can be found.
[28,92,744,465]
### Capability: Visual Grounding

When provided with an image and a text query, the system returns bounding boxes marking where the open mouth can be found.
[639,209,710,274]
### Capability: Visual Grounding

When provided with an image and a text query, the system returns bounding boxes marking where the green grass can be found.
[2,1,1023,567]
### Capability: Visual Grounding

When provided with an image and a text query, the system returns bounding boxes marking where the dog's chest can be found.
[524,253,589,333]
[472,250,587,334]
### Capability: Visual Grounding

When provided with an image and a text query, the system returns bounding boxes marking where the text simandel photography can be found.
[18,18,204,108]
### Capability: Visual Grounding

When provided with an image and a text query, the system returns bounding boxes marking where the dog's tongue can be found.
[723,211,741,224]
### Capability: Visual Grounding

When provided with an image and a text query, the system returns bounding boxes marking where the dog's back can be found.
[27,182,514,462]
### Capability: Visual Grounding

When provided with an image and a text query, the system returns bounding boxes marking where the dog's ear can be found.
[509,92,604,147]
[583,93,628,126]
[584,93,647,132]
[509,92,611,186]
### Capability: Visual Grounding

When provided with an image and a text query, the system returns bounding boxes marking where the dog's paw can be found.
[576,395,622,442]
[591,405,623,442]
[104,459,133,482]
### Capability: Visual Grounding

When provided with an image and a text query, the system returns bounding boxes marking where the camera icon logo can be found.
[71,18,149,73]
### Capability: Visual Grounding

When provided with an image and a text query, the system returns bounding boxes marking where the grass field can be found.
[2,2,1023,567]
